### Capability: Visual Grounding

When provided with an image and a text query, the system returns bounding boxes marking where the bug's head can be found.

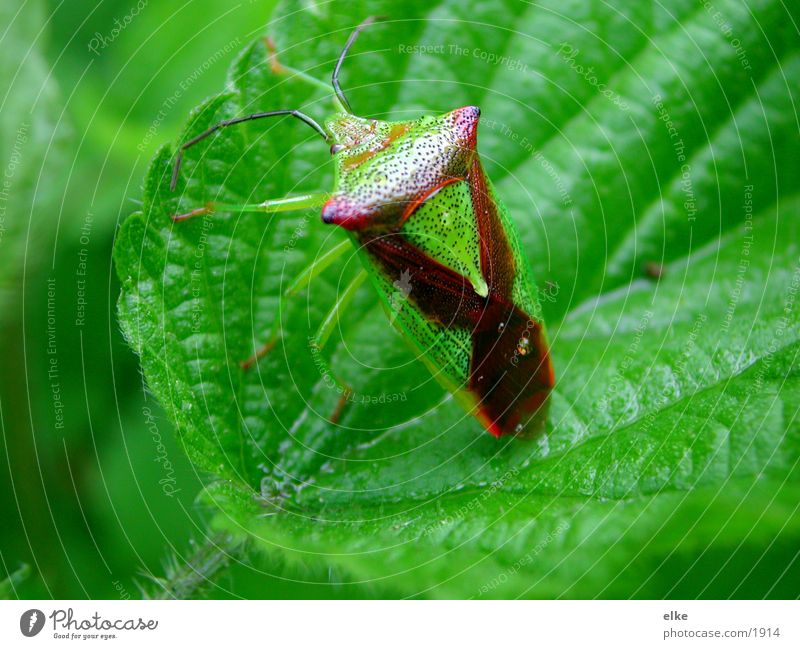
[325,114,383,152]
[321,106,481,232]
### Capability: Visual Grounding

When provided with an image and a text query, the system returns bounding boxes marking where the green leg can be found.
[240,237,354,370]
[244,264,368,425]
[265,37,349,113]
[173,192,329,222]
[312,269,368,351]
[285,238,352,296]
[241,296,286,370]
[312,269,369,425]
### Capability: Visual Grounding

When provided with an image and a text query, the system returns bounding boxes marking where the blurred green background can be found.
[0,0,370,599]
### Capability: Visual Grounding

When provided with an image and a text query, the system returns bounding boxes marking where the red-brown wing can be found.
[466,155,554,435]
[467,156,516,300]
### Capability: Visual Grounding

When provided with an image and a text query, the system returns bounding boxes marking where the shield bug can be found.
[169,18,555,437]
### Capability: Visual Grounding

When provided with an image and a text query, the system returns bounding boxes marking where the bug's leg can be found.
[284,238,351,295]
[312,268,368,351]
[173,193,329,222]
[264,37,349,113]
[240,310,281,371]
[264,16,382,115]
[310,269,368,424]
[240,238,353,370]
[329,386,354,425]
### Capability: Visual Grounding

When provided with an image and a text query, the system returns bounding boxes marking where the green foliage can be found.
[0,564,31,599]
[0,0,70,312]
[0,0,275,599]
[115,0,800,597]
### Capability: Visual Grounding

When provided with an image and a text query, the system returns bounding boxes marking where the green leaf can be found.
[115,0,800,597]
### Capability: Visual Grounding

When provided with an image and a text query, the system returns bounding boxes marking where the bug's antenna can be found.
[170,109,329,191]
[332,16,382,114]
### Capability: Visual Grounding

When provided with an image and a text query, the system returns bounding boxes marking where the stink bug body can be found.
[170,18,554,437]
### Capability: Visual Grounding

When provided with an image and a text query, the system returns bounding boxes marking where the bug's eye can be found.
[330,143,345,155]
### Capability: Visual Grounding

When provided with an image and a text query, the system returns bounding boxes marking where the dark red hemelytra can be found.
[466,154,554,436]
